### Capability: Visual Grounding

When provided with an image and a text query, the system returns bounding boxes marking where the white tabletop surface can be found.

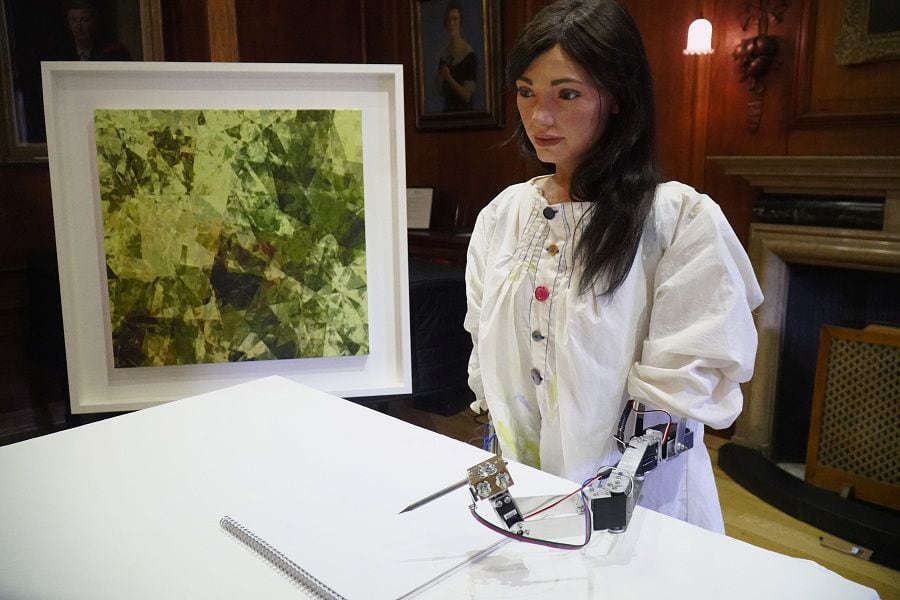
[0,376,878,599]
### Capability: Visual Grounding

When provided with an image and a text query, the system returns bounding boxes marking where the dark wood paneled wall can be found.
[0,165,55,259]
[235,0,366,63]
[162,0,210,61]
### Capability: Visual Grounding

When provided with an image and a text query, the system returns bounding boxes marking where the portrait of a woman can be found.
[436,0,476,112]
[413,0,503,129]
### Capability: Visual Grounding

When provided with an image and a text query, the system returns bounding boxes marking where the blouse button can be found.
[534,286,550,302]
[547,244,559,256]
[530,368,542,385]
[542,207,557,219]
[531,330,544,341]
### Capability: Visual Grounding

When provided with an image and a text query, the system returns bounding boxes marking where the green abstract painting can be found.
[93,108,368,368]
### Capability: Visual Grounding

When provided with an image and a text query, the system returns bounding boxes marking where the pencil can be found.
[399,478,469,513]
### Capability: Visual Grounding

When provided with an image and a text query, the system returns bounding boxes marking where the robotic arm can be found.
[466,400,694,545]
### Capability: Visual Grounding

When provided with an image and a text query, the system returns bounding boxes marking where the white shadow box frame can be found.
[42,62,411,413]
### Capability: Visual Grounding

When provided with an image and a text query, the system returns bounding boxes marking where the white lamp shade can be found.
[683,18,714,55]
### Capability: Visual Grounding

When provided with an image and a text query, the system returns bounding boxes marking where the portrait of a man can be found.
[1,0,146,152]
[50,0,133,62]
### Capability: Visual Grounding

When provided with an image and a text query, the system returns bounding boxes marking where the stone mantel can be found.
[709,155,900,196]
[710,155,900,233]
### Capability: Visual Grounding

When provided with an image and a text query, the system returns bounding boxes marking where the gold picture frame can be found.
[834,0,900,65]
[410,0,503,131]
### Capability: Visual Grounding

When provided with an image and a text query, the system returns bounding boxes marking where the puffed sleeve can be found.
[627,192,763,429]
[464,205,492,413]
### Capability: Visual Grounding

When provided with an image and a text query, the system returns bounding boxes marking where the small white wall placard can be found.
[406,187,433,229]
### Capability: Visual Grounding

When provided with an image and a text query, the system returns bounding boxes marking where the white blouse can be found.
[464,177,763,532]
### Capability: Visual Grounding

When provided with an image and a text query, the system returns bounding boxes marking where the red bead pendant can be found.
[534,285,550,302]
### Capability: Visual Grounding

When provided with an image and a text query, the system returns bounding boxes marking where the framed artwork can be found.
[0,0,163,163]
[42,62,411,413]
[411,0,503,131]
[835,0,900,65]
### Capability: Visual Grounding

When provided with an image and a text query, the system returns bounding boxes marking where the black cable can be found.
[615,399,635,452]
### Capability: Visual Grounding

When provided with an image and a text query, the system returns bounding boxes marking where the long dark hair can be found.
[507,0,659,296]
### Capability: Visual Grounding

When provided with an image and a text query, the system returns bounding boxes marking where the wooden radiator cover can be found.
[806,325,900,511]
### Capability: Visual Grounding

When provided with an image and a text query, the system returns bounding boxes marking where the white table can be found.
[0,376,877,599]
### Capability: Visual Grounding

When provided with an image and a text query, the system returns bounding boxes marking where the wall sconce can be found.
[684,16,714,55]
[682,11,714,189]
[732,0,788,132]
